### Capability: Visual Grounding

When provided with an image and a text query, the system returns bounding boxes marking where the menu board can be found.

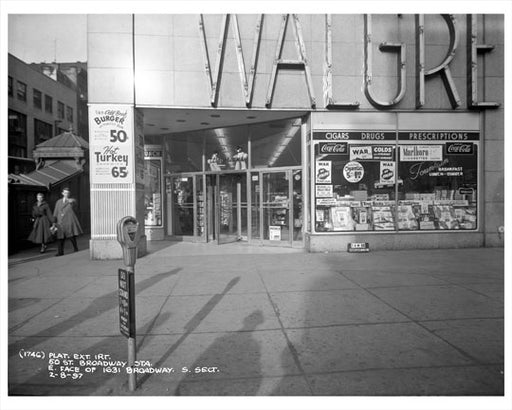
[89,105,134,184]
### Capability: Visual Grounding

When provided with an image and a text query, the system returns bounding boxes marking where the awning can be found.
[8,160,83,189]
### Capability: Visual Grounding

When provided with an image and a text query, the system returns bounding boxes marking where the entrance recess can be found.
[216,172,247,244]
[168,169,302,247]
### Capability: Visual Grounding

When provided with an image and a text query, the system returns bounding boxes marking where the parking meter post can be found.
[127,265,136,392]
[116,216,142,393]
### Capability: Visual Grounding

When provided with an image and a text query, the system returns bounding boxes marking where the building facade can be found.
[30,61,89,141]
[8,53,78,174]
[87,14,504,259]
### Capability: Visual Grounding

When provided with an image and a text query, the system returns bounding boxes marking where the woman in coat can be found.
[27,192,54,253]
[52,187,83,256]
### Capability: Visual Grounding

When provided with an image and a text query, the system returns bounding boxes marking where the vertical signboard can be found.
[90,105,134,184]
[118,268,135,338]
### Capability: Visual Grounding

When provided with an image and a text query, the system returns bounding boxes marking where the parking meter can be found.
[117,216,142,267]
[116,216,142,392]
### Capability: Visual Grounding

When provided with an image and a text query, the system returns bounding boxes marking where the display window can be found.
[312,130,479,233]
[144,158,163,227]
[397,141,478,231]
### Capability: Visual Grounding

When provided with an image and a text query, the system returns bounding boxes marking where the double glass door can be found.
[251,169,303,247]
[168,168,303,247]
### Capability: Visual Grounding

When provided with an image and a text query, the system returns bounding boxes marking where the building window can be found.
[45,95,53,113]
[34,119,53,145]
[397,142,478,231]
[17,81,27,101]
[33,89,42,109]
[66,106,73,123]
[8,76,13,96]
[8,110,27,157]
[58,101,65,119]
[312,132,479,232]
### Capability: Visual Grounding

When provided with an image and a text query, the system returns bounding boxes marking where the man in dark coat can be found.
[52,187,83,256]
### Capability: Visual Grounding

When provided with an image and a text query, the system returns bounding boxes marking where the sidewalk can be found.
[7,242,504,396]
[8,235,92,266]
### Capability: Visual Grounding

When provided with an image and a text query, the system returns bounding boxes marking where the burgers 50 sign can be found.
[90,105,134,184]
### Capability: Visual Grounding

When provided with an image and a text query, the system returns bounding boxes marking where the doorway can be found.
[168,169,303,247]
[251,168,303,247]
[215,172,248,244]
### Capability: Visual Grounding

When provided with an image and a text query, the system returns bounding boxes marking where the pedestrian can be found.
[52,187,83,256]
[27,192,53,253]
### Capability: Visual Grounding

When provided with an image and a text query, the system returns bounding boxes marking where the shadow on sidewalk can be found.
[8,312,173,396]
[8,268,181,358]
[175,310,264,395]
[8,235,91,266]
[136,277,241,388]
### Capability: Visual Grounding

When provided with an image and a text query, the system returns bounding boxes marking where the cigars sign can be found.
[89,105,134,184]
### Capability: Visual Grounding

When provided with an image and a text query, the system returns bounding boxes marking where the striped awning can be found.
[8,160,82,188]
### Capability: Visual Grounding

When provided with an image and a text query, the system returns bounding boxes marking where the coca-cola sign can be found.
[445,143,474,155]
[317,142,348,155]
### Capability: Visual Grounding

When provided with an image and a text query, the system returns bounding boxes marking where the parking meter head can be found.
[117,216,142,249]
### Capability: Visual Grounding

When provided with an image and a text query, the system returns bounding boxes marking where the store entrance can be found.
[214,172,247,244]
[251,169,303,247]
[167,168,303,247]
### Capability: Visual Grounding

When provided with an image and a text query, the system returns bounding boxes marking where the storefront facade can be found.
[87,14,504,259]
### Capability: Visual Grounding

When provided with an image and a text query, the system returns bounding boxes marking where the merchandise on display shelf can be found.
[330,206,355,231]
[372,206,395,230]
[433,205,459,230]
[397,204,419,230]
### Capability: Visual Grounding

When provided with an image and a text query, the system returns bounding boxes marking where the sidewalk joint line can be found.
[337,271,490,367]
[256,267,315,396]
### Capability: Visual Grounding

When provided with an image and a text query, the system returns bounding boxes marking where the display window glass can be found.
[397,143,478,231]
[312,131,479,233]
[314,140,396,232]
[144,159,163,227]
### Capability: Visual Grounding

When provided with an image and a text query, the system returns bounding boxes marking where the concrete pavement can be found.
[7,241,504,396]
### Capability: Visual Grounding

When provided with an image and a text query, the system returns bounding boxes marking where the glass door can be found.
[216,173,247,244]
[261,171,292,246]
[168,174,206,241]
[170,175,195,237]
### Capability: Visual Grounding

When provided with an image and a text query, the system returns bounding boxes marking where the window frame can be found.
[57,101,65,119]
[34,118,53,145]
[16,81,27,102]
[8,76,13,96]
[33,88,42,110]
[66,105,73,123]
[8,109,28,157]
[44,94,53,114]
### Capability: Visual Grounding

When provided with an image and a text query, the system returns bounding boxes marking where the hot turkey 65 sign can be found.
[90,105,134,184]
